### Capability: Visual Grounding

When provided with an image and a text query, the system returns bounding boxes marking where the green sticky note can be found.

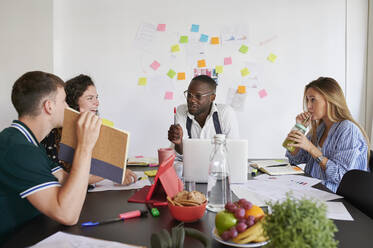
[267,53,277,62]
[167,69,176,78]
[138,77,147,86]
[215,65,223,74]
[171,44,180,52]
[179,36,188,43]
[239,45,249,54]
[241,68,250,77]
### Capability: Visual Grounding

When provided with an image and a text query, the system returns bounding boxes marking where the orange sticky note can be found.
[177,72,186,80]
[197,59,206,68]
[237,86,246,94]
[211,37,220,45]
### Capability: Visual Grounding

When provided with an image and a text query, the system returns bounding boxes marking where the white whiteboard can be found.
[53,0,346,158]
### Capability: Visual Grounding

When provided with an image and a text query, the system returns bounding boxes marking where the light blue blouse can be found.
[286,120,368,193]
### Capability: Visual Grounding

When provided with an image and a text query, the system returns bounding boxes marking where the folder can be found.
[59,108,130,184]
[128,154,183,204]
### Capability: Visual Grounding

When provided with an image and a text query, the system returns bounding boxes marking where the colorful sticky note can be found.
[138,77,147,86]
[177,72,186,80]
[191,24,199,32]
[167,69,176,78]
[239,45,249,54]
[171,44,180,52]
[197,59,206,68]
[101,118,114,127]
[224,57,232,65]
[215,65,223,74]
[200,34,208,42]
[144,169,158,177]
[237,86,246,94]
[241,68,250,77]
[135,155,144,158]
[259,89,268,98]
[179,36,188,43]
[157,24,166,31]
[164,91,174,100]
[211,37,220,44]
[150,60,160,70]
[267,53,277,62]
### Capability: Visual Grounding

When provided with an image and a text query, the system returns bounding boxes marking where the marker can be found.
[153,202,168,207]
[146,203,160,217]
[81,210,148,227]
[174,107,177,125]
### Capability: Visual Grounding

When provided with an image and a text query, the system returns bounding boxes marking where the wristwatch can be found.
[315,155,324,164]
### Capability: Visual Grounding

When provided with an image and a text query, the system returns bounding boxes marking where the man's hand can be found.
[168,124,183,145]
[76,111,102,151]
[122,169,137,185]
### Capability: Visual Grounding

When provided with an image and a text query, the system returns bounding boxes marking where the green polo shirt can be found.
[0,120,62,241]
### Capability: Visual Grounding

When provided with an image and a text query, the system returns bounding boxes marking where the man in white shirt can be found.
[168,75,239,154]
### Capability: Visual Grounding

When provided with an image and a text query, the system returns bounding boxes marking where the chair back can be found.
[337,169,373,219]
[369,150,373,172]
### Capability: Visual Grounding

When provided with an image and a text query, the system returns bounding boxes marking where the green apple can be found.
[215,211,237,235]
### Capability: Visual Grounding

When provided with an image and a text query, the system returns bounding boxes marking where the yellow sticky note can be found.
[138,77,147,86]
[177,72,186,80]
[102,118,114,127]
[197,59,206,68]
[144,169,158,177]
[267,53,277,62]
[215,65,223,74]
[241,68,250,77]
[171,44,180,52]
[237,86,246,94]
[211,37,220,44]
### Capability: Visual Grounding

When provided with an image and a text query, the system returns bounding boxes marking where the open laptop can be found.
[183,139,248,183]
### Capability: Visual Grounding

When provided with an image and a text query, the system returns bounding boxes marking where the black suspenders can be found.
[186,111,222,139]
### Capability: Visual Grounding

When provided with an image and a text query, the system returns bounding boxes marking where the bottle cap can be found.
[295,123,307,133]
[213,134,226,143]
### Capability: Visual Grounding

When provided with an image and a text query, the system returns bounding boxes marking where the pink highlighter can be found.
[81,210,148,227]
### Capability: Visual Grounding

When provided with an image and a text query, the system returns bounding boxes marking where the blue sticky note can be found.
[200,34,208,42]
[191,24,199,32]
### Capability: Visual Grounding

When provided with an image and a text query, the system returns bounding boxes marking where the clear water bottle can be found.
[206,134,232,212]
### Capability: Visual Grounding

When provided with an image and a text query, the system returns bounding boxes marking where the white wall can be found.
[0,0,370,156]
[346,0,369,130]
[0,0,53,128]
[367,0,373,145]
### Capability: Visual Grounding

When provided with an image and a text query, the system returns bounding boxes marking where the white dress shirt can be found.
[175,103,239,140]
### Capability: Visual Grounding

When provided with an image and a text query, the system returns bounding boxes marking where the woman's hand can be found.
[122,169,137,185]
[296,112,312,126]
[287,130,315,153]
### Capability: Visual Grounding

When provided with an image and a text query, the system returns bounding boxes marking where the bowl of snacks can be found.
[213,199,270,246]
[167,190,207,223]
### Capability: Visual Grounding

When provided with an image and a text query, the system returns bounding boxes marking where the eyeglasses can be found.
[183,90,215,101]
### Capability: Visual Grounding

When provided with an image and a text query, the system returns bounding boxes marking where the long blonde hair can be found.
[303,77,370,158]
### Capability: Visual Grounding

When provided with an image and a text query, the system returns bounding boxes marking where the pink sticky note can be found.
[224,57,232,65]
[135,155,144,158]
[259,89,268,98]
[150,60,160,70]
[157,24,166,31]
[164,91,174,100]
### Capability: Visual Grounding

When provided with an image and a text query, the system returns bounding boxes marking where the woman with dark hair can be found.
[284,77,370,193]
[41,74,137,185]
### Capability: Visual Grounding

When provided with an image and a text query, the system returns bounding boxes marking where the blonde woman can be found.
[285,77,370,193]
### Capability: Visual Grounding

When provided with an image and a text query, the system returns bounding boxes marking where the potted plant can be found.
[263,194,338,248]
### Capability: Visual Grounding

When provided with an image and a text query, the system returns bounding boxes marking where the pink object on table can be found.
[158,148,175,166]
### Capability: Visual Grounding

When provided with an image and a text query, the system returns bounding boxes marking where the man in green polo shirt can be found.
[0,71,101,243]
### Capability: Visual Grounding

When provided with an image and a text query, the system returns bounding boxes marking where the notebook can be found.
[250,160,304,176]
[183,139,248,183]
[59,108,130,184]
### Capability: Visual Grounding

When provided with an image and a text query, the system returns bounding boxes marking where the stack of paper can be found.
[250,160,304,175]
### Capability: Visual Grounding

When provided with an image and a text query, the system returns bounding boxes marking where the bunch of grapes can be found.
[220,199,255,241]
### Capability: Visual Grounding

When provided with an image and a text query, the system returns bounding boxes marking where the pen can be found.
[174,107,176,125]
[81,210,148,227]
[146,203,160,217]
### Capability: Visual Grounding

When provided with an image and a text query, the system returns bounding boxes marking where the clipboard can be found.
[128,154,183,204]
